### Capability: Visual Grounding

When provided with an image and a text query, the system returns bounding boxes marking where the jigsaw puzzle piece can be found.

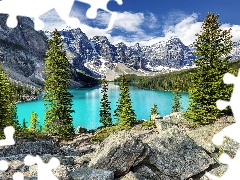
[216,100,230,111]
[0,160,8,171]
[0,126,15,146]
[222,72,236,84]
[12,172,24,180]
[205,150,240,180]
[24,155,60,180]
[0,0,57,30]
[53,0,81,29]
[76,0,122,30]
[0,0,79,30]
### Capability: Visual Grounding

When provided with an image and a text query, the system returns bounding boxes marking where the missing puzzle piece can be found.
[24,155,60,180]
[0,126,15,146]
[0,0,123,31]
[0,0,79,30]
[205,150,240,179]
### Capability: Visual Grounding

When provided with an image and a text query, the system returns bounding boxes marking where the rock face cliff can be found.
[0,15,89,88]
[0,14,48,87]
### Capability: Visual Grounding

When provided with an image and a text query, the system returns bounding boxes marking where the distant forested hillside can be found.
[114,58,240,92]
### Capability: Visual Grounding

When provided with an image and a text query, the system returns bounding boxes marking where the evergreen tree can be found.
[184,12,233,124]
[0,63,19,137]
[149,104,159,120]
[99,76,112,127]
[29,111,40,131]
[43,29,75,139]
[22,118,27,129]
[171,92,182,113]
[171,76,182,113]
[114,74,137,127]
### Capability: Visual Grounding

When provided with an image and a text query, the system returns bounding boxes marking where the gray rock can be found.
[9,160,28,172]
[89,130,150,176]
[0,141,59,157]
[29,164,69,179]
[69,167,114,180]
[133,165,161,180]
[221,137,240,158]
[145,126,215,180]
[41,154,74,166]
[155,112,191,132]
[120,171,139,180]
[150,114,162,121]
[75,126,88,134]
[52,165,69,178]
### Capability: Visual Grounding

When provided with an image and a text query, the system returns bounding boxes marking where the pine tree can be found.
[171,92,182,113]
[29,111,40,131]
[0,63,19,137]
[149,104,159,120]
[184,12,233,125]
[114,74,137,127]
[43,29,75,139]
[171,76,182,113]
[22,118,27,129]
[99,76,112,127]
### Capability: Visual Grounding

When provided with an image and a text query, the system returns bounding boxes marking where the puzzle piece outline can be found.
[205,69,240,179]
[0,0,123,31]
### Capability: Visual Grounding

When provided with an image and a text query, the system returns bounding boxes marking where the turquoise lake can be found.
[16,83,189,130]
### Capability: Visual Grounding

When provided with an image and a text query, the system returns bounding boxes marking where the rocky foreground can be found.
[0,112,238,180]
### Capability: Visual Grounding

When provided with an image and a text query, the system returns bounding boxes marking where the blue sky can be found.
[40,0,240,46]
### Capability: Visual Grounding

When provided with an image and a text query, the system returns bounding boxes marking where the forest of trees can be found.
[116,58,240,93]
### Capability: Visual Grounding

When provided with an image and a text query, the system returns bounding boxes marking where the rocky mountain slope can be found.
[0,14,48,87]
[57,27,240,81]
[0,15,93,89]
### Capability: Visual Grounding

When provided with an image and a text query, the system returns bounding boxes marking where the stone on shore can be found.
[145,126,215,180]
[89,130,151,177]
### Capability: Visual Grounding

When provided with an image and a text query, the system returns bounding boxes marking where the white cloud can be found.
[112,11,145,32]
[40,10,240,47]
[221,24,240,42]
[162,13,202,45]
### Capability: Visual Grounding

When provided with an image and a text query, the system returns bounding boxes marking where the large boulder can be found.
[88,130,151,177]
[145,126,215,180]
[155,112,192,132]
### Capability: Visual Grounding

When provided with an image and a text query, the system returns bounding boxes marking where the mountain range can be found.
[1,14,240,86]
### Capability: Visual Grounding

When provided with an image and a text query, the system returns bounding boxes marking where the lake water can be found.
[16,83,189,130]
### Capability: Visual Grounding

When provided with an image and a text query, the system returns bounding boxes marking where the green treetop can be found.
[149,104,159,120]
[184,12,233,125]
[29,111,40,131]
[43,29,75,139]
[99,76,112,127]
[171,76,182,113]
[114,74,137,128]
[0,63,19,138]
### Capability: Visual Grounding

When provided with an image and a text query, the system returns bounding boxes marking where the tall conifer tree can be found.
[114,74,136,127]
[149,103,160,120]
[29,111,40,131]
[43,29,75,139]
[184,12,233,124]
[171,76,182,113]
[0,63,19,137]
[99,76,112,127]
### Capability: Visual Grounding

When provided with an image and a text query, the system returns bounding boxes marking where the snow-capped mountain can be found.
[57,28,201,79]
